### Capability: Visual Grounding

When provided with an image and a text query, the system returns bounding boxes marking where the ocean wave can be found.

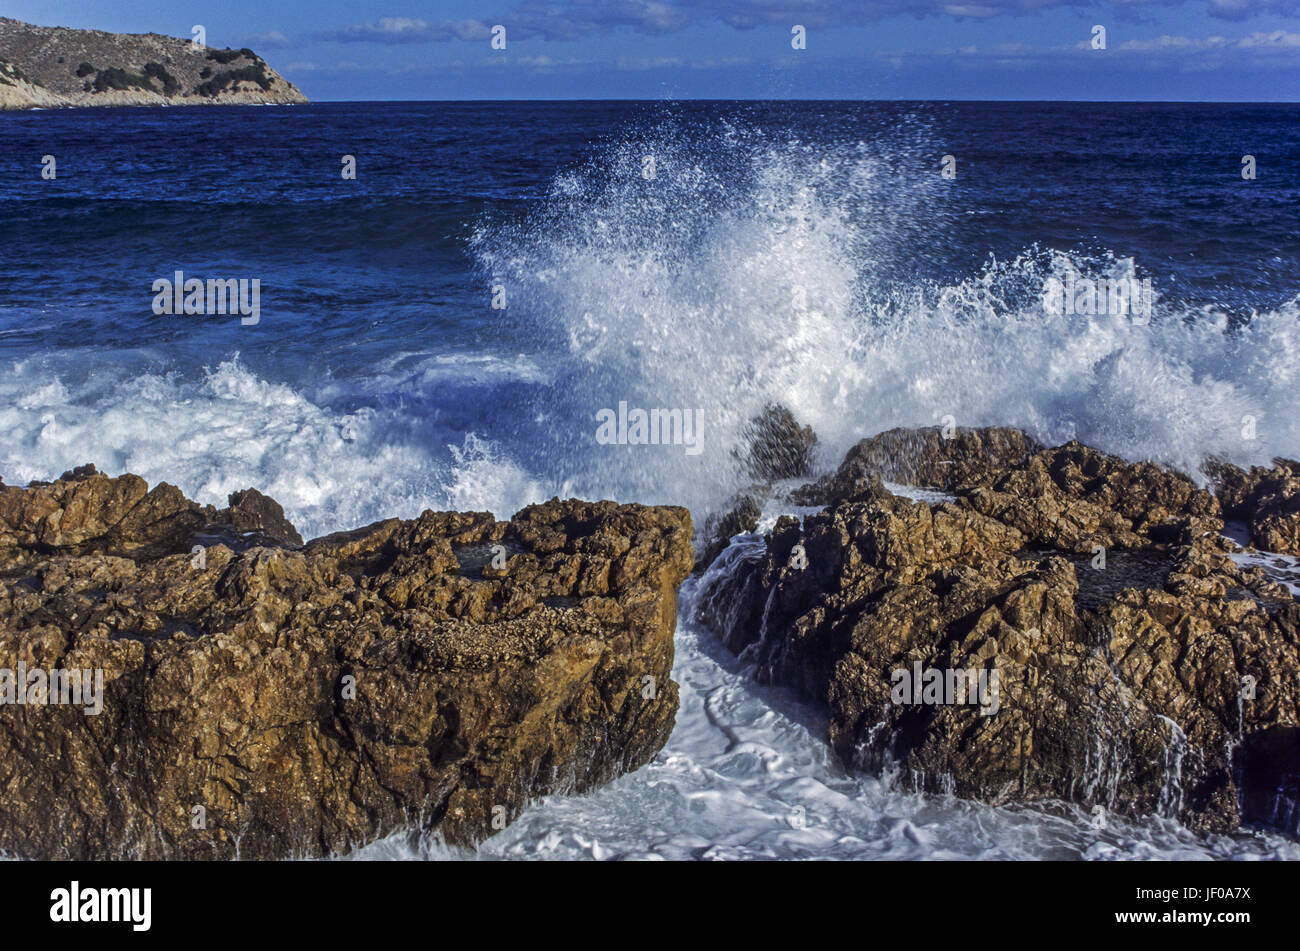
[9,122,1296,534]
[471,119,1300,516]
[0,356,546,538]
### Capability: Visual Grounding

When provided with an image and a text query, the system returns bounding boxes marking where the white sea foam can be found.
[473,122,1300,517]
[7,129,1300,531]
[0,356,547,539]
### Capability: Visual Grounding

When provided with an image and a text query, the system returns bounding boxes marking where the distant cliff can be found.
[0,17,307,109]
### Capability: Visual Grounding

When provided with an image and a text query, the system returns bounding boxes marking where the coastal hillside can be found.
[0,16,306,109]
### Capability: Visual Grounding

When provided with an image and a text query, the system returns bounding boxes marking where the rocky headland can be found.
[0,17,306,109]
[0,466,691,859]
[697,420,1300,837]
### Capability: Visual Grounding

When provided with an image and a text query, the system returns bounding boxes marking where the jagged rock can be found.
[788,469,893,507]
[0,463,206,563]
[739,404,817,482]
[0,468,692,859]
[795,428,1220,551]
[792,426,1041,505]
[966,441,1222,552]
[696,405,818,572]
[698,494,762,574]
[697,427,1299,835]
[0,465,307,565]
[214,488,304,548]
[1207,458,1300,555]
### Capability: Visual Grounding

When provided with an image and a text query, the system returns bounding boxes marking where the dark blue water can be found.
[1,101,1298,537]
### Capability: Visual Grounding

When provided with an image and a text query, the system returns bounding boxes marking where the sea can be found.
[2,100,1298,860]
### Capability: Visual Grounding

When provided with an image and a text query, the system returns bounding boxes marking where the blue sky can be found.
[8,1,1300,100]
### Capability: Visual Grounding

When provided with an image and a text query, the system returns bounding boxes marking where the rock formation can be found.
[0,465,691,858]
[1207,457,1300,556]
[698,495,761,575]
[697,425,1300,836]
[791,425,1042,504]
[0,17,306,109]
[738,403,818,482]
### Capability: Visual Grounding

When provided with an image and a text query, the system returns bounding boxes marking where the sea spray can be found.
[471,117,1300,526]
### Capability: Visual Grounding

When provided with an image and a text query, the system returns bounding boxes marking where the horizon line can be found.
[289,96,1300,104]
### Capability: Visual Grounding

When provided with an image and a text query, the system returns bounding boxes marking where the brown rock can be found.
[1207,457,1300,555]
[965,441,1221,552]
[738,404,817,482]
[793,426,1042,505]
[698,428,1298,836]
[698,494,762,573]
[0,469,692,859]
[213,487,304,548]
